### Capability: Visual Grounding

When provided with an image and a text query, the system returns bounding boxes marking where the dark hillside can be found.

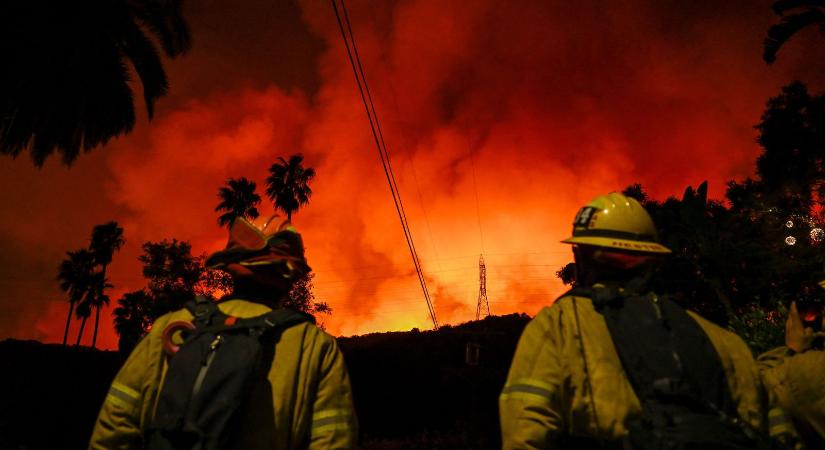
[338,313,531,449]
[0,340,124,450]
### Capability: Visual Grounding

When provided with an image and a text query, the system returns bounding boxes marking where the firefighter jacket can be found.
[759,347,825,447]
[500,294,793,449]
[89,299,357,449]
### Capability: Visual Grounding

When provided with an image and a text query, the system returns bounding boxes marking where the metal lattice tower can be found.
[476,254,491,320]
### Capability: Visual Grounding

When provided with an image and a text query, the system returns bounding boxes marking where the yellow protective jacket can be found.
[89,299,357,450]
[500,294,792,449]
[758,347,825,447]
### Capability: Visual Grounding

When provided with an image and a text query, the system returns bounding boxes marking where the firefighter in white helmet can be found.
[500,192,799,449]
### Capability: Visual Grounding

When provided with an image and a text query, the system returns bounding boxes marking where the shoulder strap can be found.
[599,291,735,413]
[240,308,315,333]
[184,295,226,327]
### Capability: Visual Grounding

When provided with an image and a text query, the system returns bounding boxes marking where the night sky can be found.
[2,0,825,349]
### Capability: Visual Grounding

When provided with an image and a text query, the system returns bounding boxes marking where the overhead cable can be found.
[330,0,438,329]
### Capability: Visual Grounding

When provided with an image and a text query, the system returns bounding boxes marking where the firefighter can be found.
[89,217,357,449]
[758,284,825,448]
[499,192,796,449]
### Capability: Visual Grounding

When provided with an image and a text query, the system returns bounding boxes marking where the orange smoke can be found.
[2,0,825,348]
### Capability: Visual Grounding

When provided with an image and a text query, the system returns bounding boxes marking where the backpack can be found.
[565,283,781,450]
[146,296,314,450]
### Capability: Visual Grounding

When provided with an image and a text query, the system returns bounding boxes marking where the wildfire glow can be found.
[1,0,825,348]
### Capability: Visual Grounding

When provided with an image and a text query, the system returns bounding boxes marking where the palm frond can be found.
[128,0,192,57]
[120,24,169,119]
[764,8,825,63]
[773,0,825,15]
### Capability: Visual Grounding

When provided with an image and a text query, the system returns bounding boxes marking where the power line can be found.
[331,0,438,329]
[469,139,486,254]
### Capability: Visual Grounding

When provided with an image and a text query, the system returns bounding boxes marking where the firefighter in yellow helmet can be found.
[89,217,357,449]
[500,192,798,449]
[758,282,825,448]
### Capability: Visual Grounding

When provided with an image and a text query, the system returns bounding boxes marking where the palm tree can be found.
[764,1,825,63]
[215,177,262,227]
[266,154,316,222]
[113,290,152,352]
[75,294,93,347]
[0,0,191,166]
[57,249,95,346]
[89,221,125,349]
[74,273,112,347]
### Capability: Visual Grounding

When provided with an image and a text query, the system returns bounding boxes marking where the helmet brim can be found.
[561,236,672,254]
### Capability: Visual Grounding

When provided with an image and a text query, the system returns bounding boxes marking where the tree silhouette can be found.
[283,272,332,319]
[764,1,825,63]
[113,290,153,353]
[89,221,124,349]
[73,272,113,348]
[56,249,95,346]
[753,81,825,213]
[215,177,261,227]
[112,239,218,352]
[266,154,316,222]
[139,239,203,315]
[75,297,93,347]
[0,0,191,166]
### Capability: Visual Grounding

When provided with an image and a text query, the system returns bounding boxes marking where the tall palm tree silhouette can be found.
[764,1,825,63]
[266,155,316,222]
[75,295,93,347]
[88,222,125,348]
[0,0,191,166]
[80,272,113,348]
[57,249,95,346]
[215,177,262,227]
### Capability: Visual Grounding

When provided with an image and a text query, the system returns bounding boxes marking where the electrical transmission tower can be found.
[476,254,490,320]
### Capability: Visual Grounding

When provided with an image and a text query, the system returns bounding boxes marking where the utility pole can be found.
[476,254,490,320]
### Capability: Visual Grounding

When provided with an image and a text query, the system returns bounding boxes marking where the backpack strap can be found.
[182,301,315,338]
[238,308,315,337]
[184,295,226,327]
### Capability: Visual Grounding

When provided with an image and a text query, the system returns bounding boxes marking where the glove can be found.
[785,301,825,353]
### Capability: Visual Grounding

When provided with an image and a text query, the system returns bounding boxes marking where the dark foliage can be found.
[138,239,203,310]
[764,1,825,64]
[215,177,262,227]
[0,0,191,166]
[555,263,576,286]
[57,249,96,346]
[266,154,316,222]
[88,222,125,349]
[113,239,211,352]
[113,290,154,353]
[57,222,123,349]
[283,272,332,319]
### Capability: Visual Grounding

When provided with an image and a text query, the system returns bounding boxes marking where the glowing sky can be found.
[2,0,825,349]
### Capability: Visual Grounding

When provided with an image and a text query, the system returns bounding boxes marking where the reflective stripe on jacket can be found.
[500,294,778,449]
[89,299,357,449]
[759,347,825,447]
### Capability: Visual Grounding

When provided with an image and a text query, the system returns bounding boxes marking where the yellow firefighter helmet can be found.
[561,192,671,254]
